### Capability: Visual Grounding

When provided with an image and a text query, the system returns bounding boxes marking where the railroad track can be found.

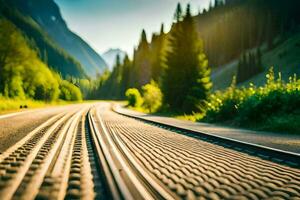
[0,103,174,200]
[89,106,175,200]
[0,105,113,200]
[104,104,300,199]
[0,103,299,199]
[113,105,300,168]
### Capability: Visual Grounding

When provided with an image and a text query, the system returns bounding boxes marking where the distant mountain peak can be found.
[102,48,126,71]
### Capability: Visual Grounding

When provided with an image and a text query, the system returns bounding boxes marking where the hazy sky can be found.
[54,0,210,56]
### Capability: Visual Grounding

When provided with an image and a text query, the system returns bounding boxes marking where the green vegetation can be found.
[195,0,300,68]
[141,81,162,113]
[0,98,46,113]
[89,1,299,134]
[125,88,143,108]
[126,68,300,134]
[0,18,82,109]
[125,81,163,113]
[0,97,73,114]
[0,0,87,78]
[59,80,82,101]
[203,68,300,133]
[237,48,263,83]
[162,4,212,113]
[91,24,166,100]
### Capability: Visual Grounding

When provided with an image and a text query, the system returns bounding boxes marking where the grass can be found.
[126,104,204,122]
[175,113,205,122]
[0,97,81,115]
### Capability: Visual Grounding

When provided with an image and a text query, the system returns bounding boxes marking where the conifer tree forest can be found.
[91,0,300,114]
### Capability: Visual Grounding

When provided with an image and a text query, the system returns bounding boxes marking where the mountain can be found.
[0,0,86,78]
[0,18,83,101]
[102,48,126,71]
[1,0,107,78]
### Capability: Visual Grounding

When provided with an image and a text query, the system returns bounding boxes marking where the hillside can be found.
[192,0,300,90]
[1,0,107,78]
[0,0,86,78]
[211,30,300,90]
[244,31,300,86]
[0,18,82,101]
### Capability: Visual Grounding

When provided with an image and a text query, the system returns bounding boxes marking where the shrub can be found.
[202,67,300,133]
[59,80,82,101]
[142,81,163,113]
[125,88,143,107]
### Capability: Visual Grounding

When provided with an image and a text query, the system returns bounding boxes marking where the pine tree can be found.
[105,54,122,99]
[174,3,183,22]
[160,23,164,34]
[266,12,274,50]
[141,29,147,44]
[209,1,213,11]
[133,29,151,88]
[150,27,165,84]
[215,0,221,8]
[120,54,131,97]
[162,4,212,113]
[256,48,262,70]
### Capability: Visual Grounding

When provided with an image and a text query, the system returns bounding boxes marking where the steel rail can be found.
[90,105,176,200]
[113,106,300,168]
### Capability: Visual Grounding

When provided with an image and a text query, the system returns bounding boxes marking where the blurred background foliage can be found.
[0,19,82,102]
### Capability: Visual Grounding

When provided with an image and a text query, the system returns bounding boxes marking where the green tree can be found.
[0,19,29,94]
[120,54,132,97]
[142,81,163,113]
[59,80,82,101]
[0,19,82,102]
[162,4,212,113]
[174,3,183,22]
[256,48,262,69]
[132,30,151,87]
[150,24,166,84]
[125,88,143,107]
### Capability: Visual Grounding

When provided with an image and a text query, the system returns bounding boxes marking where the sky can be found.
[54,0,210,56]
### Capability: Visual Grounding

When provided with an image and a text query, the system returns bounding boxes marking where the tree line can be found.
[91,0,300,113]
[91,4,212,113]
[198,0,300,67]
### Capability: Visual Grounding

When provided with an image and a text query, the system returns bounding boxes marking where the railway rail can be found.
[107,104,300,199]
[0,105,112,200]
[113,105,300,168]
[0,103,299,199]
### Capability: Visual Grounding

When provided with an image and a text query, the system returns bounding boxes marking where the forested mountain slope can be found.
[0,18,82,101]
[196,0,300,88]
[195,0,300,67]
[0,0,86,78]
[0,0,107,78]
